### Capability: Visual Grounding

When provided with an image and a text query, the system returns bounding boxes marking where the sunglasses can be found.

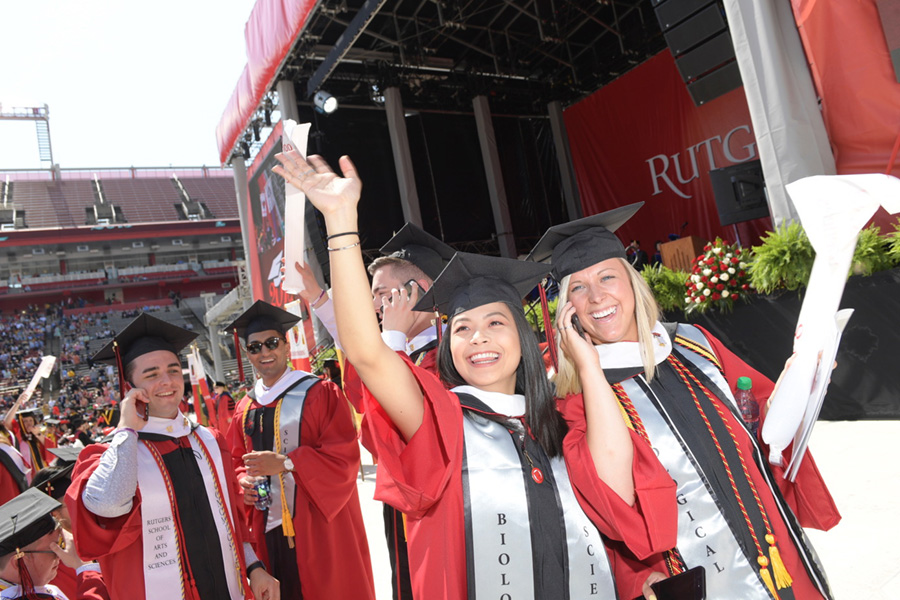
[246,336,284,355]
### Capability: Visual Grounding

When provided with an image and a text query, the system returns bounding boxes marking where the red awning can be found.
[216,0,317,164]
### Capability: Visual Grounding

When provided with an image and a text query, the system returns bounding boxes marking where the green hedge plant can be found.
[749,222,815,294]
[642,264,690,313]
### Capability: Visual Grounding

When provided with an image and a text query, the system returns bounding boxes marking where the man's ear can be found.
[416,279,432,293]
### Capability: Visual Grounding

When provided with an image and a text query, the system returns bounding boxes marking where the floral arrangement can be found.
[685,238,752,314]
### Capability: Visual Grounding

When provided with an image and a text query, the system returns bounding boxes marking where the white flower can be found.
[692,274,700,283]
[684,297,691,304]
[713,247,721,254]
[720,273,729,281]
[696,282,704,290]
[703,269,711,276]
[695,297,702,303]
[703,289,711,296]
[722,290,729,298]
[728,267,735,274]
[739,262,747,269]
[711,276,719,283]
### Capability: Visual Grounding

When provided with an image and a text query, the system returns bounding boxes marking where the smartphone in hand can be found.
[570,315,587,340]
[649,566,705,600]
[135,398,150,421]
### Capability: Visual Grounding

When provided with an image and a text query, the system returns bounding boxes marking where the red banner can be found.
[564,51,772,250]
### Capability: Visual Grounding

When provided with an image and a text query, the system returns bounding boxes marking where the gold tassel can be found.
[766,534,793,589]
[279,471,296,548]
[757,555,781,599]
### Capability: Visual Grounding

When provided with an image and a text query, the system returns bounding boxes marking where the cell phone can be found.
[649,566,706,600]
[570,314,587,340]
[403,279,420,297]
[136,399,149,421]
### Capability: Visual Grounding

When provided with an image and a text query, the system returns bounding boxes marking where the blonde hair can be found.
[553,257,662,397]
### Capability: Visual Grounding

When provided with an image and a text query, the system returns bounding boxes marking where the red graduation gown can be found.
[591,326,841,600]
[361,354,677,600]
[228,379,375,600]
[64,428,251,600]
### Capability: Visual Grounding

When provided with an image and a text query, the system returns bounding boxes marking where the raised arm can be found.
[3,392,28,431]
[273,152,425,440]
[557,301,635,505]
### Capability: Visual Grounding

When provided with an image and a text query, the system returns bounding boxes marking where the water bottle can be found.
[735,376,759,437]
[253,478,273,511]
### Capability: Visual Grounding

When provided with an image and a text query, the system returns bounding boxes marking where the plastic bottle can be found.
[735,376,759,437]
[254,478,273,511]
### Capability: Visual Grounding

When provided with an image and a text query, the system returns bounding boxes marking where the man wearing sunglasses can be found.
[226,301,375,600]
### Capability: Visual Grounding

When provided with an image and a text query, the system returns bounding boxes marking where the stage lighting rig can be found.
[313,90,338,114]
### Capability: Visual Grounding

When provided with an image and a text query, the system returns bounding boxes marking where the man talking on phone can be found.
[294,222,454,600]
[64,313,280,600]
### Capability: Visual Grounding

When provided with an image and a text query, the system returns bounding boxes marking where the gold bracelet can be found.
[327,241,361,252]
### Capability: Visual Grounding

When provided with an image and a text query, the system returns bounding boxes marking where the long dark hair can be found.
[437,301,568,458]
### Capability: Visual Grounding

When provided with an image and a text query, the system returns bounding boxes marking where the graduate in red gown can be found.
[294,222,453,600]
[532,205,840,600]
[65,314,279,600]
[0,488,109,600]
[272,151,677,600]
[225,301,375,600]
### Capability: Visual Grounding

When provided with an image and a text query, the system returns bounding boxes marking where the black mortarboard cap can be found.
[379,223,456,281]
[528,202,644,280]
[226,300,300,341]
[47,446,83,467]
[0,489,60,557]
[414,252,550,317]
[30,464,75,500]
[92,313,197,367]
[15,409,42,423]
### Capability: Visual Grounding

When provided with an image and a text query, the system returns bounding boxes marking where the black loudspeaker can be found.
[709,160,769,226]
[653,0,742,106]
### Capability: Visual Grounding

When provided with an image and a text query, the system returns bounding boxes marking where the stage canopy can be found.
[216,0,665,164]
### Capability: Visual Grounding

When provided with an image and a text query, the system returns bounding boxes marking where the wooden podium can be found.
[660,236,706,273]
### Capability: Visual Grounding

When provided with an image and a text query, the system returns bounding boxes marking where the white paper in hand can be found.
[762,174,900,473]
[23,355,57,401]
[280,120,312,295]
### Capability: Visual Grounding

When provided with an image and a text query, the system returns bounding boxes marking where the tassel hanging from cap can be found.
[113,341,129,400]
[434,308,442,344]
[766,534,793,589]
[537,279,558,372]
[233,329,245,383]
[15,550,40,600]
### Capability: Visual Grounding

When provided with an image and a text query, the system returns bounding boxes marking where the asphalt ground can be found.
[355,420,898,599]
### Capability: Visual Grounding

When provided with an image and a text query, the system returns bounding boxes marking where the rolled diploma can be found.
[22,355,57,403]
[762,174,895,465]
[280,120,312,295]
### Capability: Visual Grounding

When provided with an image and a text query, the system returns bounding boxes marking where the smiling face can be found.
[246,330,289,387]
[448,301,521,395]
[566,258,639,345]
[128,350,185,418]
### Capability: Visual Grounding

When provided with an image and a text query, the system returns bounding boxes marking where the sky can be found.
[0,0,258,170]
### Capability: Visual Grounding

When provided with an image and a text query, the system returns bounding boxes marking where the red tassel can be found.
[113,341,130,401]
[233,329,245,383]
[16,551,40,600]
[537,280,558,372]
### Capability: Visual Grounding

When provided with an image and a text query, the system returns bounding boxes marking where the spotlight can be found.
[263,97,274,127]
[313,90,338,114]
[252,120,261,142]
[240,141,250,160]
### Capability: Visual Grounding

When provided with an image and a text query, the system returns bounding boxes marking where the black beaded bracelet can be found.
[246,560,266,576]
[325,231,359,242]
